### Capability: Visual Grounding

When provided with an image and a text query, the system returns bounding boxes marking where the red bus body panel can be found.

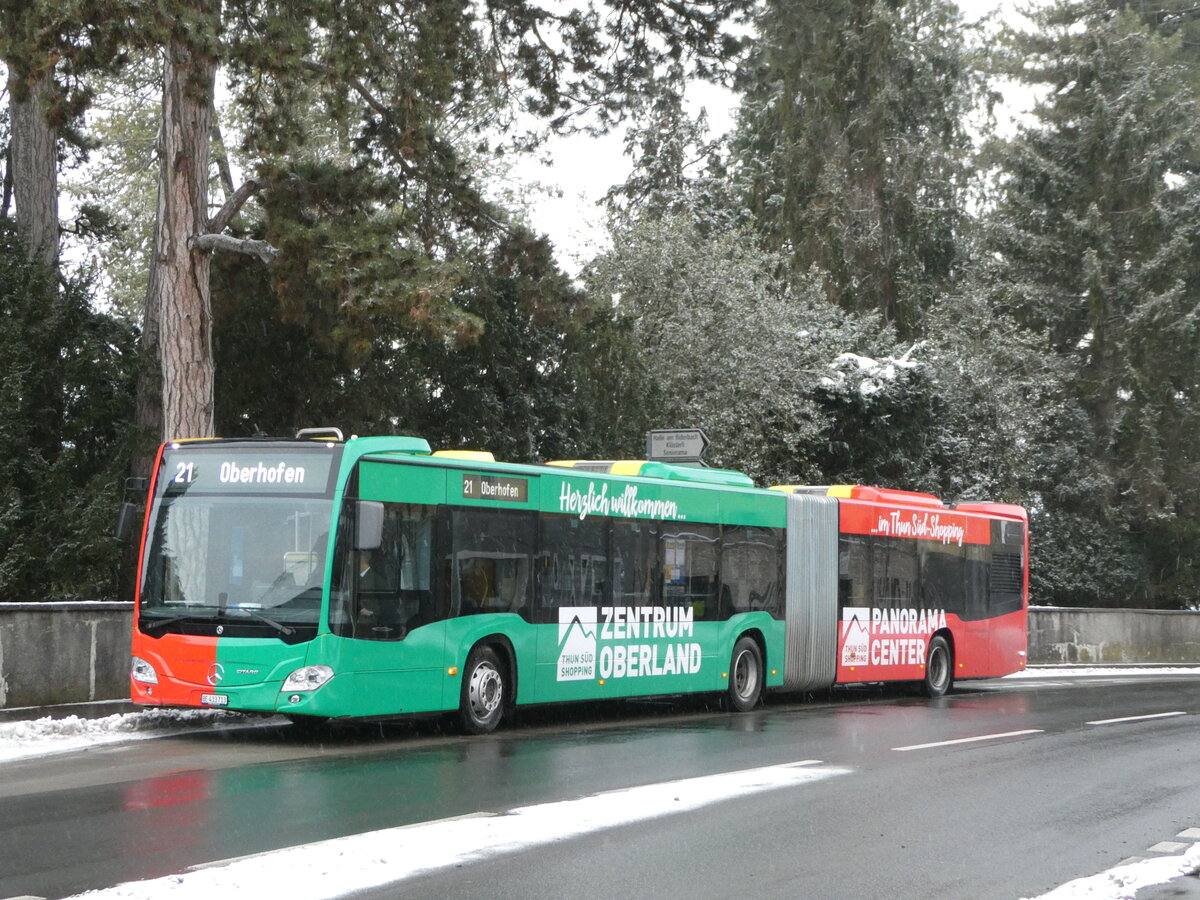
[831,491,1028,685]
[130,633,220,708]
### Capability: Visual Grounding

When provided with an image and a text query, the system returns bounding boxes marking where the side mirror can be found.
[355,501,384,551]
[116,476,150,542]
[115,502,140,542]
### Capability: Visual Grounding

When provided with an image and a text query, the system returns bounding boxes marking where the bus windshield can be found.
[138,444,341,640]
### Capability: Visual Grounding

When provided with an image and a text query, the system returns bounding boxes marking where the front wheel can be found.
[922,635,954,698]
[459,646,507,734]
[726,636,764,712]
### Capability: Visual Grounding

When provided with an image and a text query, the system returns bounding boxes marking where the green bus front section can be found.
[194,438,787,721]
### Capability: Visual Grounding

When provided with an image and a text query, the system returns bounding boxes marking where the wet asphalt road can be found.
[2,672,1199,900]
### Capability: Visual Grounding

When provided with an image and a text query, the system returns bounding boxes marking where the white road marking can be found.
[1085,711,1186,726]
[892,729,1043,752]
[65,759,850,899]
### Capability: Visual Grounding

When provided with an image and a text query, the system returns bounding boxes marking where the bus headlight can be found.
[131,656,158,684]
[281,665,334,692]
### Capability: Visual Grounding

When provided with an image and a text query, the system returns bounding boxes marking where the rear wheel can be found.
[459,646,507,734]
[726,636,763,712]
[922,635,953,698]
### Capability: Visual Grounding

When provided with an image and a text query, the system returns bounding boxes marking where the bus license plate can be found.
[201,693,228,707]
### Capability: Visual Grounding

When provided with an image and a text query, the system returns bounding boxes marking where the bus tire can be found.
[922,635,954,698]
[459,645,507,734]
[726,636,764,712]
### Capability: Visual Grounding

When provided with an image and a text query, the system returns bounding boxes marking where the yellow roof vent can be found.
[433,450,496,462]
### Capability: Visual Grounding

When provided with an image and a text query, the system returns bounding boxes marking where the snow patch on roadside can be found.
[1025,841,1200,899]
[1006,667,1200,679]
[0,708,282,763]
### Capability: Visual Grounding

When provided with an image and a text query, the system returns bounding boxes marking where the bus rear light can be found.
[131,656,158,684]
[281,665,334,692]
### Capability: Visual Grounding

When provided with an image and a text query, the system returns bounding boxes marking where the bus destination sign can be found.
[462,473,529,503]
[159,448,339,496]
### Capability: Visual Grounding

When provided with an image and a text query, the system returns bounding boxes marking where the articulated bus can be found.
[129,431,1028,733]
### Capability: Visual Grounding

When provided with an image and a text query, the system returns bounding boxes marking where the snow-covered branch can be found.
[821,343,924,398]
[190,232,278,264]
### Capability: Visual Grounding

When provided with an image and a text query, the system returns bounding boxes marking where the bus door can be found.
[328,500,449,715]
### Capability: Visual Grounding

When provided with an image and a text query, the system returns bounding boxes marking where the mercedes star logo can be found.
[206,663,225,686]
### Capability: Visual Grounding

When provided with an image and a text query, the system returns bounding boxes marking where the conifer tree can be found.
[730,0,979,337]
[0,224,136,600]
[988,0,1200,607]
[1,0,137,266]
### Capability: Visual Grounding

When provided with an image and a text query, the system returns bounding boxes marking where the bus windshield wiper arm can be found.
[141,615,194,632]
[230,607,295,636]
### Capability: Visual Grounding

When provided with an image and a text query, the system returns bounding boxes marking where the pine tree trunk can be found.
[7,68,58,268]
[139,24,218,443]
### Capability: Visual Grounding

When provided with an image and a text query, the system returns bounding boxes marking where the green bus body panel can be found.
[197,441,788,719]
[528,612,785,704]
[272,613,785,718]
[357,453,786,527]
[358,459,447,505]
[207,640,311,714]
[288,630,450,717]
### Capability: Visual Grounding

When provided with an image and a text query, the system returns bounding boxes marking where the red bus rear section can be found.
[830,487,1027,686]
[776,485,1027,693]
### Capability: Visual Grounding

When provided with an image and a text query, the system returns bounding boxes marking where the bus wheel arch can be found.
[922,631,954,698]
[726,632,765,712]
[458,638,514,734]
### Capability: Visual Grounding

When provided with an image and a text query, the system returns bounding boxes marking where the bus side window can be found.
[919,541,964,615]
[662,525,719,620]
[964,544,989,620]
[449,508,535,618]
[872,536,916,609]
[537,515,609,623]
[612,520,659,606]
[837,535,870,612]
[721,525,785,619]
[332,501,438,641]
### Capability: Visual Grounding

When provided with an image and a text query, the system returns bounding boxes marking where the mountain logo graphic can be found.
[840,606,870,666]
[557,607,597,681]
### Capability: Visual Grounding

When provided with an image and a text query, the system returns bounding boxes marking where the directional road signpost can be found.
[645,429,710,465]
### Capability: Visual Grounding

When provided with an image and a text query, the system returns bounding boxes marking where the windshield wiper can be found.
[140,609,223,633]
[229,607,295,636]
[141,615,194,632]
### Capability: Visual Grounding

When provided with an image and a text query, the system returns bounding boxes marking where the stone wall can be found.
[0,603,132,708]
[1027,606,1200,665]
